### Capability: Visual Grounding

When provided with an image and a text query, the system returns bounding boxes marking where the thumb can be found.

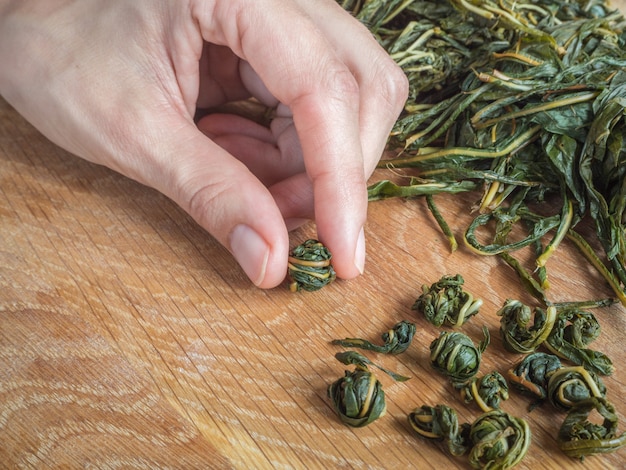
[158,121,289,289]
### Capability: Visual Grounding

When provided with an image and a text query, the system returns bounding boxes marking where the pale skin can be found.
[0,0,408,288]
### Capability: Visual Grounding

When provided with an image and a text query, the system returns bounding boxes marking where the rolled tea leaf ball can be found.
[287,239,336,292]
[545,308,614,376]
[507,352,562,403]
[430,327,490,387]
[378,320,416,354]
[468,410,531,470]
[558,397,626,459]
[559,308,601,347]
[497,299,556,354]
[408,404,470,456]
[462,371,509,412]
[327,368,387,428]
[413,274,482,327]
[547,365,606,411]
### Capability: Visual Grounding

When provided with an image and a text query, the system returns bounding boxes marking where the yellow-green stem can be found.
[536,199,574,268]
[473,92,598,130]
[380,125,542,167]
[566,230,626,306]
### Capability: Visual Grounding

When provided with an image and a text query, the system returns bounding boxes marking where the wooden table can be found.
[2,28,626,467]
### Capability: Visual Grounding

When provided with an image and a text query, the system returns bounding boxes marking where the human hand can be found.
[0,0,408,288]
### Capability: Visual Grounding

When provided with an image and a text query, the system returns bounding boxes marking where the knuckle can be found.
[390,63,410,107]
[377,58,410,115]
[182,175,233,231]
[327,66,361,102]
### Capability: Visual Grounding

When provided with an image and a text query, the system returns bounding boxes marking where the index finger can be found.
[195,0,371,278]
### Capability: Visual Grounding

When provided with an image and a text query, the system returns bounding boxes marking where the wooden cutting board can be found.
[2,16,626,467]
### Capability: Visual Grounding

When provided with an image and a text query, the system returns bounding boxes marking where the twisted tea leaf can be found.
[287,239,336,292]
[507,352,562,404]
[545,309,614,375]
[334,351,410,382]
[497,300,557,354]
[332,320,416,354]
[468,410,531,470]
[327,368,387,428]
[464,200,562,257]
[462,371,510,412]
[408,404,471,456]
[429,326,490,387]
[547,366,607,411]
[558,397,626,459]
[558,308,601,346]
[413,274,483,327]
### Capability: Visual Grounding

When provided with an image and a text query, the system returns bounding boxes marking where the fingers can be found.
[194,0,407,279]
[296,1,409,175]
[165,118,290,289]
[238,60,279,108]
[196,44,250,108]
[197,113,305,186]
[3,0,407,289]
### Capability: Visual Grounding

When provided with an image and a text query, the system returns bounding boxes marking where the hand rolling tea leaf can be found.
[327,0,626,464]
[408,403,531,468]
[547,365,607,411]
[497,299,557,354]
[327,350,409,427]
[544,308,615,376]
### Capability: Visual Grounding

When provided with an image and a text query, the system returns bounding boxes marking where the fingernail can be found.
[354,226,366,275]
[229,224,270,286]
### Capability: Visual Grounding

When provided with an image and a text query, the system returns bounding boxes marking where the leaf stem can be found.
[382,125,542,167]
[566,230,626,306]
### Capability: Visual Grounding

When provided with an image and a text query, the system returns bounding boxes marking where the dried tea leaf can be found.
[429,326,490,387]
[327,368,387,428]
[507,352,562,404]
[332,320,416,354]
[338,0,626,305]
[334,351,410,382]
[497,299,556,354]
[408,404,471,456]
[468,410,531,470]
[287,239,336,292]
[558,397,626,459]
[547,366,607,411]
[413,274,482,327]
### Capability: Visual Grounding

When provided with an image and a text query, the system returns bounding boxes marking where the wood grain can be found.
[0,308,231,469]
[2,9,626,465]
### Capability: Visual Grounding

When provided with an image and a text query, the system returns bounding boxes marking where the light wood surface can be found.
[2,9,626,465]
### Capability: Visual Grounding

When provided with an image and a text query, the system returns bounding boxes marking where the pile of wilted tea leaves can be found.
[338,0,626,306]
